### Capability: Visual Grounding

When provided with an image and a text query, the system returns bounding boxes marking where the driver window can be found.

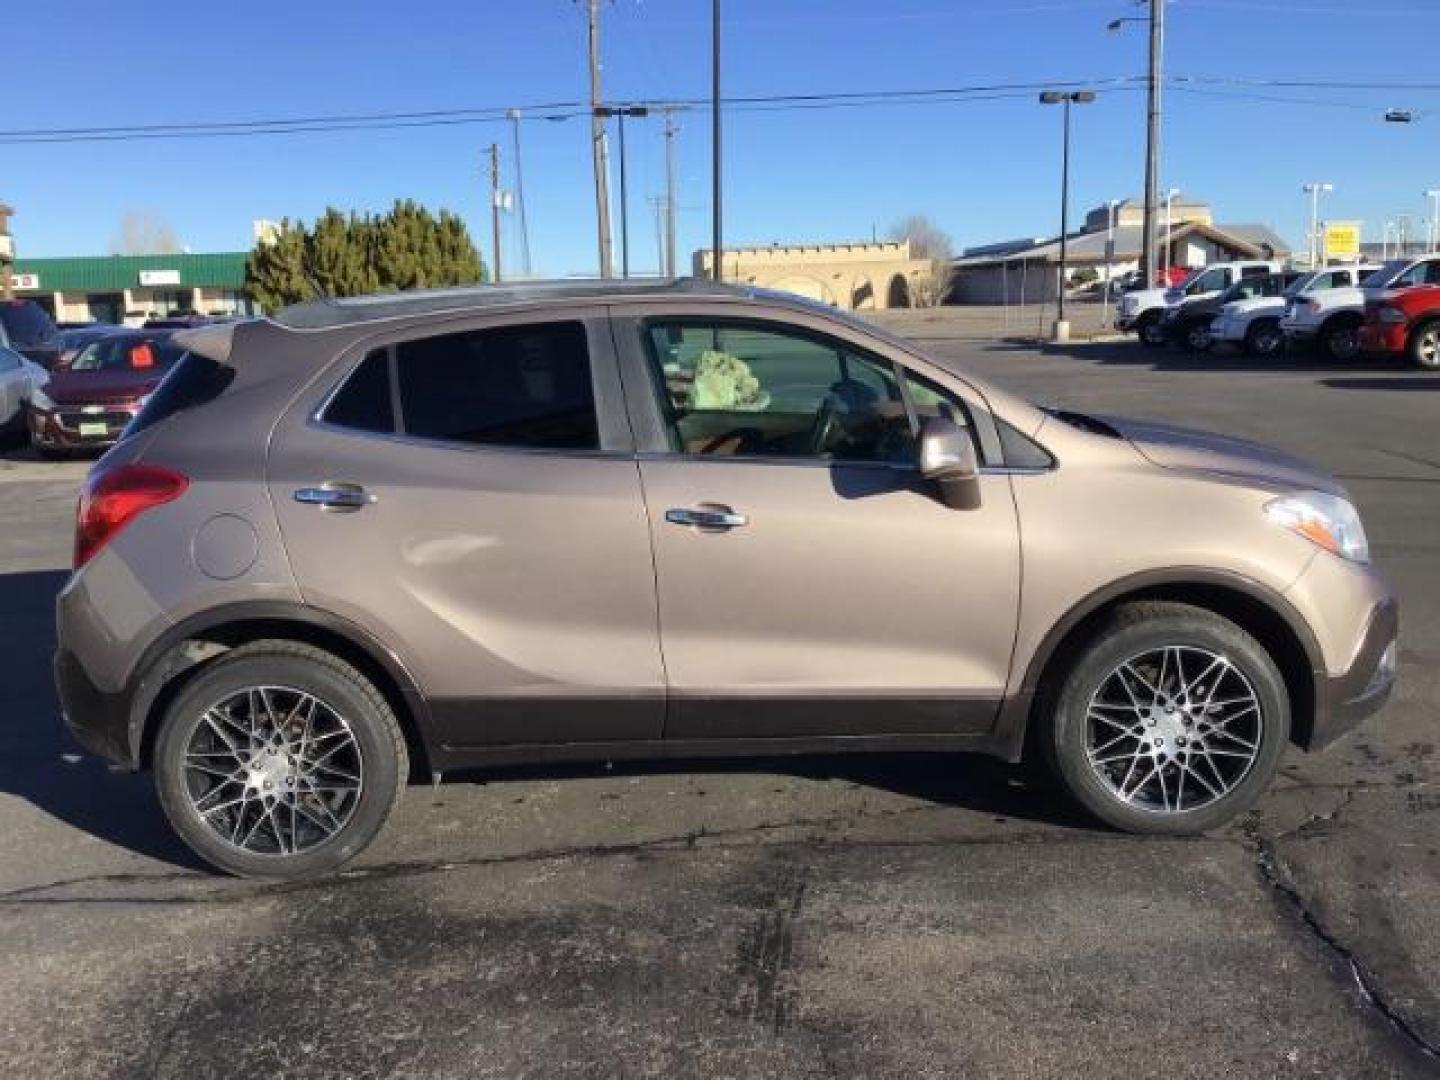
[645,321,918,462]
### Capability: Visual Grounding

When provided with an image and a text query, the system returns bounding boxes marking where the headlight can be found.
[30,386,55,411]
[1265,493,1369,563]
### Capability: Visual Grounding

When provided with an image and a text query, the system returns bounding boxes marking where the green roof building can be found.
[9,252,255,325]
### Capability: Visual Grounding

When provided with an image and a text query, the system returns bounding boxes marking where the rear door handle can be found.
[293,482,374,512]
[665,506,748,530]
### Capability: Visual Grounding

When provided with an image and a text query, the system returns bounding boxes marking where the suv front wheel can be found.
[154,641,407,879]
[1043,602,1289,835]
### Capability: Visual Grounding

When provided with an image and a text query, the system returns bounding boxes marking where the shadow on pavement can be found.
[448,751,1090,832]
[0,568,202,870]
[1321,377,1440,392]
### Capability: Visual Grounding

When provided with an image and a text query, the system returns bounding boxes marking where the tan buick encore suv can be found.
[55,281,1397,879]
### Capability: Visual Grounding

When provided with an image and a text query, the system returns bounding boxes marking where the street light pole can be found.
[1426,189,1440,252]
[1303,182,1334,267]
[595,105,650,279]
[507,109,533,278]
[1040,89,1096,339]
[1103,197,1120,328]
[1108,2,1164,286]
[711,0,723,281]
[1162,187,1180,281]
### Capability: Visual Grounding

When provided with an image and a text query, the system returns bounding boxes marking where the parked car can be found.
[1163,271,1301,352]
[51,324,126,370]
[28,330,185,457]
[1116,261,1281,346]
[1359,283,1440,368]
[1281,255,1440,360]
[0,343,50,440]
[55,281,1397,879]
[1212,265,1379,357]
[0,298,63,370]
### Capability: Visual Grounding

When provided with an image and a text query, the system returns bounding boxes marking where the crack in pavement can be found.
[1245,820,1440,1067]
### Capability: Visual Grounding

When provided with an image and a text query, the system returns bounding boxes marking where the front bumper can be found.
[1309,598,1398,751]
[29,404,136,450]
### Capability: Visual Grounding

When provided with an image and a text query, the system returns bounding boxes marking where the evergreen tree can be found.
[245,202,486,311]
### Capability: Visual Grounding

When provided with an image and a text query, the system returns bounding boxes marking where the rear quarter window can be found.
[126,353,236,438]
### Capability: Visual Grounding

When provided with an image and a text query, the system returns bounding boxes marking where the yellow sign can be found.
[1324,222,1362,261]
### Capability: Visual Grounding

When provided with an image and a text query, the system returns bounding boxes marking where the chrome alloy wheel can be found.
[1084,647,1262,815]
[182,687,364,855]
[1415,325,1440,369]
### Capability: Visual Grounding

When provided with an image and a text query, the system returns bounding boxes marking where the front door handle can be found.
[293,482,374,512]
[665,506,748,530]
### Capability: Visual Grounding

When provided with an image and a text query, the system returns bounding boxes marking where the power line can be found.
[0,78,1145,145]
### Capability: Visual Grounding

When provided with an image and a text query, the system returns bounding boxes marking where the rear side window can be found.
[127,353,236,437]
[323,320,599,451]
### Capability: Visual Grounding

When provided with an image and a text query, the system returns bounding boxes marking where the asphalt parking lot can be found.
[1,337,1438,1078]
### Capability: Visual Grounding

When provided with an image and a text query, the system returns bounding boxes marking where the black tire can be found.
[153,640,407,880]
[1407,320,1440,370]
[1180,319,1213,352]
[1244,319,1285,358]
[1320,315,1362,362]
[1136,312,1167,347]
[1041,602,1290,835]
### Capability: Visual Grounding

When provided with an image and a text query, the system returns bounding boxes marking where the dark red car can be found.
[1359,285,1440,369]
[29,331,185,456]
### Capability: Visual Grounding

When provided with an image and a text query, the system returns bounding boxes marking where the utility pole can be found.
[1140,0,1164,287]
[1040,90,1096,338]
[664,109,679,277]
[507,109,533,277]
[711,0,723,281]
[488,143,503,284]
[586,0,614,278]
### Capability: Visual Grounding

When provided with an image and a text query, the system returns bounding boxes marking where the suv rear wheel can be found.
[1042,602,1289,835]
[153,641,407,879]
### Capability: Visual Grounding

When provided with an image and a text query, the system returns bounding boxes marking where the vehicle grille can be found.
[58,410,132,429]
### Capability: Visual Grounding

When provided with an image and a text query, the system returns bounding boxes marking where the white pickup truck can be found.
[1116,261,1282,346]
[1280,255,1440,360]
[1211,265,1379,357]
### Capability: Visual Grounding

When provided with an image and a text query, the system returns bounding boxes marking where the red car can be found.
[1360,284,1440,369]
[28,331,185,457]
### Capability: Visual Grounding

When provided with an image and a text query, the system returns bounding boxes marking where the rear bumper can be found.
[1308,598,1398,751]
[55,647,134,766]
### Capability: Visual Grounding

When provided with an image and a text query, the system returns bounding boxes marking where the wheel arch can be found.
[125,601,434,779]
[998,569,1323,762]
[1319,309,1363,334]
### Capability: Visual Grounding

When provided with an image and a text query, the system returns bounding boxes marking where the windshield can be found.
[68,335,185,374]
[1369,259,1417,289]
[0,301,58,347]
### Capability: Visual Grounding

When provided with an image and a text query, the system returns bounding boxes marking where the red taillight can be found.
[74,464,189,569]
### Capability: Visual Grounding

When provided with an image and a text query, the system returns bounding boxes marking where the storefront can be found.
[8,252,255,325]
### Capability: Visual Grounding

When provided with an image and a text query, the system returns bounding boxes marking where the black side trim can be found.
[993,568,1327,763]
[431,695,664,748]
[667,694,1000,740]
[427,731,1009,773]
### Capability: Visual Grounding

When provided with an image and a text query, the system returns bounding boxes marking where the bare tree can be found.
[888,215,955,308]
[109,210,182,255]
[888,214,954,261]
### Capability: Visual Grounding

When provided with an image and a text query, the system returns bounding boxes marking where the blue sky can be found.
[8,0,1440,274]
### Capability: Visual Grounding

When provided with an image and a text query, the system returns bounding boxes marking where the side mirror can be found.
[918,417,981,510]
